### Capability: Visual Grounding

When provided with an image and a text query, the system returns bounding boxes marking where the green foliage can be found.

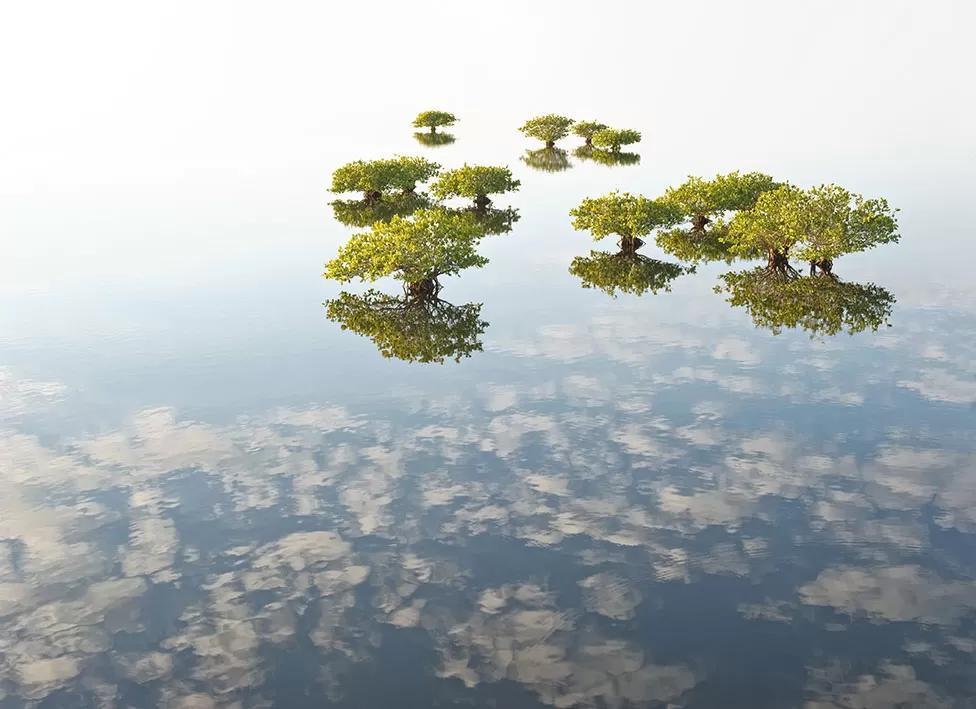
[329,156,441,198]
[718,267,895,337]
[572,121,608,142]
[570,192,682,244]
[519,114,575,146]
[440,206,520,236]
[431,165,520,205]
[655,226,737,264]
[330,193,431,228]
[323,208,488,286]
[414,131,456,147]
[325,290,487,364]
[570,250,690,297]
[522,147,572,172]
[591,128,641,152]
[412,110,457,131]
[574,145,640,167]
[724,183,900,265]
[663,171,779,224]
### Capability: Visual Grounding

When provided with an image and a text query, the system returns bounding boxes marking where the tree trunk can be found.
[691,213,711,233]
[364,190,382,204]
[584,137,593,146]
[545,140,555,148]
[429,126,436,133]
[620,236,644,255]
[767,249,791,273]
[474,193,491,210]
[407,279,438,300]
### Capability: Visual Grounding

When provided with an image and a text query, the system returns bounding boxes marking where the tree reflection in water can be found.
[570,247,691,297]
[718,266,895,336]
[325,289,487,363]
[521,147,572,172]
[330,193,432,228]
[414,131,456,147]
[573,145,640,167]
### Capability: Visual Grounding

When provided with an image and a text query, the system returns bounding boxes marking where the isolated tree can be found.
[414,131,456,147]
[323,208,487,298]
[330,156,440,202]
[572,120,609,145]
[570,192,682,253]
[412,110,457,133]
[431,165,521,209]
[663,171,778,233]
[330,193,431,228]
[521,147,572,172]
[591,128,641,152]
[574,145,640,167]
[724,183,899,275]
[717,267,895,336]
[519,114,575,148]
[325,290,487,364]
[570,251,690,297]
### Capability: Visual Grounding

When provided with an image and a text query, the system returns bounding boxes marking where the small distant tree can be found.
[323,208,487,298]
[570,251,690,297]
[591,128,641,152]
[572,121,608,145]
[663,171,778,233]
[522,147,572,172]
[570,192,682,253]
[717,267,895,337]
[519,114,575,148]
[412,110,457,133]
[325,290,487,364]
[330,156,440,202]
[431,165,520,209]
[724,183,899,275]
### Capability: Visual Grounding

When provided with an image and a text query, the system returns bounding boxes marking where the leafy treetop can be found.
[718,267,895,337]
[724,183,899,270]
[570,251,689,297]
[431,165,521,206]
[330,156,441,199]
[662,171,778,231]
[591,128,641,152]
[413,110,457,131]
[572,121,609,143]
[325,290,487,364]
[323,208,488,287]
[570,192,682,245]
[519,114,575,147]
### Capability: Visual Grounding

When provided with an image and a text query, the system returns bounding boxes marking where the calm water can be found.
[4,62,976,709]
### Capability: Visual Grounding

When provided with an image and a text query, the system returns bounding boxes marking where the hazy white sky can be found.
[1,0,973,293]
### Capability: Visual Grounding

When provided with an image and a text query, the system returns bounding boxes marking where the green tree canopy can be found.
[521,147,572,172]
[570,192,682,250]
[431,165,521,208]
[662,171,778,232]
[325,290,487,364]
[330,156,441,202]
[330,193,431,228]
[717,267,895,337]
[412,110,457,132]
[574,145,640,167]
[591,128,641,152]
[519,114,575,147]
[414,131,456,147]
[323,208,488,293]
[724,183,899,273]
[570,250,690,297]
[572,120,609,144]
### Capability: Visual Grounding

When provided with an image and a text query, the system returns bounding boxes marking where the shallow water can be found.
[3,6,976,705]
